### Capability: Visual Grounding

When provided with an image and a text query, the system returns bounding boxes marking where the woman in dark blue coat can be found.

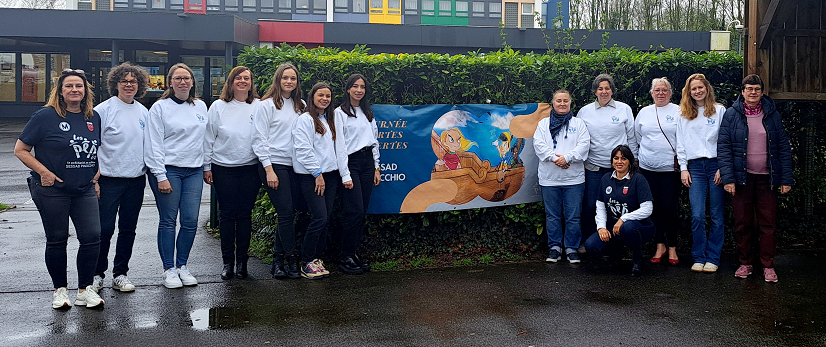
[717,74,793,283]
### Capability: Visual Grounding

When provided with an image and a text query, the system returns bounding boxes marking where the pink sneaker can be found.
[734,265,753,278]
[764,268,778,283]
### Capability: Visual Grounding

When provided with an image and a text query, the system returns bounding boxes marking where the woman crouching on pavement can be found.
[15,68,104,309]
[293,82,338,279]
[584,145,656,276]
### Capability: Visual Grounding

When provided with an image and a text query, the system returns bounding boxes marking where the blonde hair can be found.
[440,128,477,152]
[220,66,259,103]
[45,70,95,120]
[680,73,717,120]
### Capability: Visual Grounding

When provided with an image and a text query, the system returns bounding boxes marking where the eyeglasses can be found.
[652,89,670,94]
[62,68,85,75]
[744,87,762,93]
[119,80,138,85]
[172,76,192,82]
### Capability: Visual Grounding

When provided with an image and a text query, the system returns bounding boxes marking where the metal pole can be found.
[111,40,118,68]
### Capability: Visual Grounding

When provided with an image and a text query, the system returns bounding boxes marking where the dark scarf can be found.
[549,109,573,149]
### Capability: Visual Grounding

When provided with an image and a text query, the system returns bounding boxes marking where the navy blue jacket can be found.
[717,95,793,189]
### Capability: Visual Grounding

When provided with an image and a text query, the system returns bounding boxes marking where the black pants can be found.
[95,174,145,278]
[640,169,681,247]
[584,219,656,264]
[258,163,302,258]
[581,167,613,244]
[298,171,338,263]
[213,164,262,265]
[29,178,101,289]
[339,149,375,257]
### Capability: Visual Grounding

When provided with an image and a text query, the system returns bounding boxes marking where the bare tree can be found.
[17,0,65,8]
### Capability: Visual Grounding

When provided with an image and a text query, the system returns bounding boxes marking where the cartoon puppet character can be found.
[435,127,477,170]
[495,132,514,171]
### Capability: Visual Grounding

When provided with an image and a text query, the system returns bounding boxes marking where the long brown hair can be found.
[680,73,717,120]
[306,82,336,141]
[45,69,95,120]
[220,66,259,103]
[160,63,197,104]
[261,63,305,113]
[339,73,374,122]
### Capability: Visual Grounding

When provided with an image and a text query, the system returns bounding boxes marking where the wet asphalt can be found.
[1,118,825,346]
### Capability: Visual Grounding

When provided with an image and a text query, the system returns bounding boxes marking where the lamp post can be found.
[728,20,744,55]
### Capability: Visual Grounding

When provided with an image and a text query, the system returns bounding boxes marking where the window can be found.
[352,0,364,12]
[334,0,347,12]
[471,1,483,16]
[388,0,400,10]
[278,0,291,12]
[296,0,308,12]
[114,0,128,7]
[455,0,467,16]
[136,50,168,63]
[21,54,46,103]
[370,0,381,13]
[51,54,70,90]
[152,0,165,9]
[88,49,124,63]
[404,0,416,14]
[421,0,433,15]
[225,0,238,10]
[207,0,220,11]
[0,53,15,102]
[438,0,450,15]
[77,0,92,10]
[521,3,533,28]
[170,0,184,10]
[243,0,256,11]
[133,0,147,8]
[489,2,500,17]
[261,0,273,12]
[96,0,110,10]
[313,0,325,13]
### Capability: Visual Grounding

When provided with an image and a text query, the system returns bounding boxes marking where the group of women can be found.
[535,73,793,279]
[16,62,380,309]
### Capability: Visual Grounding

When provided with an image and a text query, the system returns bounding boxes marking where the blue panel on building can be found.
[333,13,369,23]
[292,14,328,22]
[544,0,569,29]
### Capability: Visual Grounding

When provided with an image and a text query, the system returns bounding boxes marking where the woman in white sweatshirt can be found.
[145,63,208,289]
[92,63,150,293]
[533,90,590,264]
[333,73,380,275]
[252,63,306,279]
[675,73,727,274]
[203,66,261,281]
[293,82,338,280]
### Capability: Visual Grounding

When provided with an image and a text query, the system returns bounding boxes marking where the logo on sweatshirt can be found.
[611,115,620,124]
[86,122,94,132]
[567,127,577,133]
[196,114,205,122]
[666,114,675,122]
[623,186,629,195]
[707,118,715,126]
[59,122,70,132]
[605,186,613,194]
[139,120,145,130]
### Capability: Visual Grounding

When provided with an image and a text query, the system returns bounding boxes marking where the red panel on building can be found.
[259,22,325,44]
[184,0,206,14]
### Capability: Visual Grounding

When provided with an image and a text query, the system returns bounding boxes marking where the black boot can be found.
[337,256,364,275]
[236,263,248,279]
[221,263,234,280]
[286,255,301,279]
[352,254,371,272]
[271,256,288,278]
[630,263,642,277]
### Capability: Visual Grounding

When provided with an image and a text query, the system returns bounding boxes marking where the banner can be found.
[368,103,551,214]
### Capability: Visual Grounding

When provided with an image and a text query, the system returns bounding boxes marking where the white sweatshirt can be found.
[675,104,727,171]
[145,98,208,182]
[252,97,300,168]
[576,99,638,170]
[203,99,260,171]
[94,96,148,178]
[533,116,590,186]
[634,103,680,172]
[292,112,337,176]
[333,106,380,183]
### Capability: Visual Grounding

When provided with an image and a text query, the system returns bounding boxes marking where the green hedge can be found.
[239,45,825,262]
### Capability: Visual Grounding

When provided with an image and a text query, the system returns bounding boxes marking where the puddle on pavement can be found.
[190,307,251,330]
[584,290,632,306]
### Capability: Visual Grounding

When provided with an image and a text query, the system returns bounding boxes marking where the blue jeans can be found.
[686,158,725,265]
[582,167,613,244]
[541,183,584,254]
[584,219,655,264]
[148,166,203,270]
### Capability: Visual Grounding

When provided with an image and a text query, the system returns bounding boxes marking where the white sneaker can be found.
[702,262,719,273]
[52,287,71,309]
[75,285,104,308]
[113,275,136,292]
[690,263,705,272]
[163,268,183,289]
[92,275,104,293]
[178,265,198,286]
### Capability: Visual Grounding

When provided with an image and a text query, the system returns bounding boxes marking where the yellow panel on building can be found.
[369,0,402,24]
